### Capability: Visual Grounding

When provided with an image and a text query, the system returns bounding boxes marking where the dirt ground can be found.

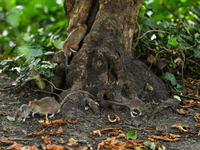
[0,74,200,150]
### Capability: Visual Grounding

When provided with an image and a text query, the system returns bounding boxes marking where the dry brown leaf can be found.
[7,142,22,150]
[108,115,117,122]
[45,126,63,135]
[171,125,188,132]
[64,117,79,124]
[66,138,78,146]
[171,125,196,134]
[116,133,126,138]
[165,131,181,138]
[195,124,200,127]
[145,126,157,130]
[74,146,89,150]
[0,112,7,116]
[46,144,64,150]
[0,139,15,145]
[52,120,64,126]
[198,131,200,136]
[90,130,101,137]
[41,143,46,150]
[108,132,120,136]
[183,79,194,86]
[149,135,180,141]
[42,114,51,128]
[28,145,38,150]
[114,115,120,122]
[42,136,51,144]
[57,139,65,145]
[194,113,200,122]
[176,108,188,115]
[27,129,45,137]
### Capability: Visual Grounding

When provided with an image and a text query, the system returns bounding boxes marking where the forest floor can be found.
[0,74,200,150]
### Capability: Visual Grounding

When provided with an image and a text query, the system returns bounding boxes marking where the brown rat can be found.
[62,23,87,74]
[106,97,152,118]
[14,104,31,122]
[29,92,80,118]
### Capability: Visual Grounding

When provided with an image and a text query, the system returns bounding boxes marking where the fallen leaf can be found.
[28,145,38,150]
[108,132,120,136]
[27,129,45,137]
[74,146,89,150]
[0,139,15,145]
[171,125,196,134]
[42,114,51,128]
[0,112,7,116]
[2,128,7,131]
[41,143,46,150]
[194,113,200,122]
[42,136,51,144]
[66,138,78,146]
[145,126,157,130]
[116,133,126,138]
[195,124,200,127]
[176,108,188,115]
[45,126,63,135]
[64,117,79,125]
[149,135,180,141]
[165,131,181,138]
[198,131,200,136]
[57,139,65,145]
[46,144,64,150]
[7,142,22,150]
[52,120,64,126]
[108,115,116,122]
[90,130,101,137]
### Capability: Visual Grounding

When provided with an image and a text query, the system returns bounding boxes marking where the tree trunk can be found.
[58,0,169,115]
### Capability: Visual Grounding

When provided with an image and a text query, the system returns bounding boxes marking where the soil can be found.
[0,74,200,150]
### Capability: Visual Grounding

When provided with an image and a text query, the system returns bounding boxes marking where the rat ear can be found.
[34,99,37,101]
[29,101,32,106]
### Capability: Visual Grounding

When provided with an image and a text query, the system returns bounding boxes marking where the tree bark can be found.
[58,0,169,114]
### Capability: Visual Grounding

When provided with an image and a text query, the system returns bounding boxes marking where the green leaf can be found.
[161,72,177,85]
[168,35,178,46]
[6,7,22,27]
[0,59,13,65]
[7,116,15,121]
[126,130,137,140]
[54,40,64,49]
[173,95,181,101]
[143,141,155,150]
[194,50,200,58]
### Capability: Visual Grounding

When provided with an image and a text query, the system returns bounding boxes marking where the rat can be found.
[62,23,87,74]
[106,97,152,118]
[14,104,31,122]
[29,92,81,118]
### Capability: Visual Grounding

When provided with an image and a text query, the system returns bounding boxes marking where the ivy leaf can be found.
[7,116,15,121]
[143,141,155,150]
[173,95,181,101]
[161,72,177,85]
[54,40,64,49]
[126,130,137,140]
[194,50,200,58]
[168,35,178,46]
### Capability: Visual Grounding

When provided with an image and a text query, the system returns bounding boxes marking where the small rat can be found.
[14,104,31,122]
[62,23,87,74]
[106,97,152,118]
[29,92,79,118]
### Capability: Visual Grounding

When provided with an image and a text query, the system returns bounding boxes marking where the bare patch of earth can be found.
[0,74,200,149]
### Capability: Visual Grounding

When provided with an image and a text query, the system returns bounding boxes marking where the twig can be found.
[133,22,141,49]
[7,138,34,141]
[41,78,64,92]
[137,30,171,40]
[27,87,63,101]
